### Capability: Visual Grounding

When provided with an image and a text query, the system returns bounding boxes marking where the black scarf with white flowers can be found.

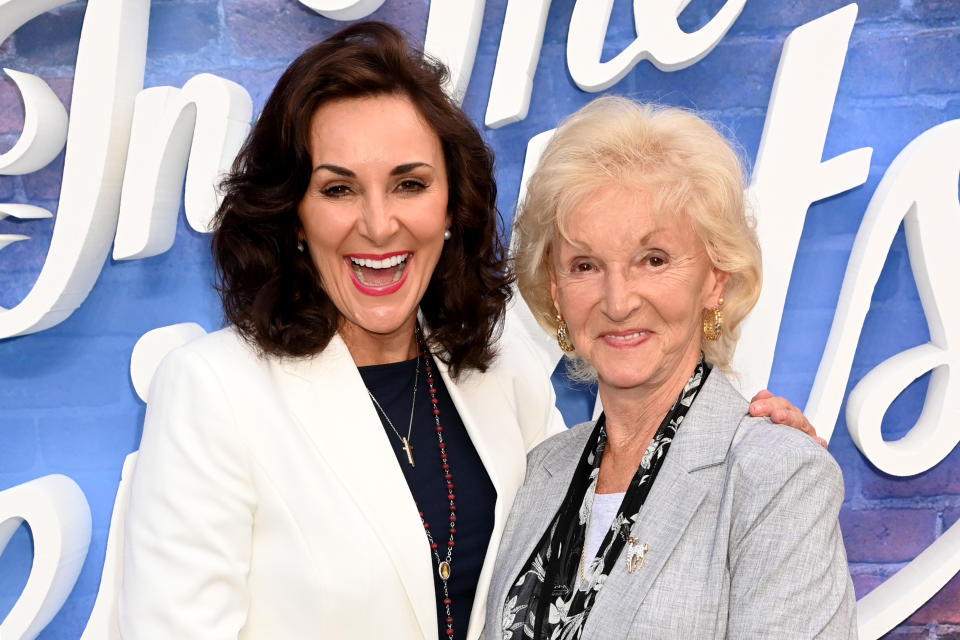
[500,358,711,640]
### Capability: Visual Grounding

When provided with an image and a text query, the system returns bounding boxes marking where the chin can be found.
[358,321,400,336]
[592,354,654,383]
[355,313,414,336]
[597,369,654,391]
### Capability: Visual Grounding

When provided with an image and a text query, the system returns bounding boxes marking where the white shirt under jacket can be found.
[118,323,566,640]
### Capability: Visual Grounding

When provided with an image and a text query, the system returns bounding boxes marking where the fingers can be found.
[771,407,813,435]
[748,396,785,418]
[749,393,828,448]
[750,396,818,438]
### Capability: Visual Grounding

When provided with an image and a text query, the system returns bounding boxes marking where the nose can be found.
[601,269,639,322]
[357,193,399,245]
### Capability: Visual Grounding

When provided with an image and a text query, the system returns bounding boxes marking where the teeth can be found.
[608,332,642,340]
[350,254,409,269]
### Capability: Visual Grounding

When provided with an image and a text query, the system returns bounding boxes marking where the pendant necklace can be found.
[366,352,419,467]
[366,328,459,637]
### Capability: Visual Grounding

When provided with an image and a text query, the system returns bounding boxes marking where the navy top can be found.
[359,356,497,639]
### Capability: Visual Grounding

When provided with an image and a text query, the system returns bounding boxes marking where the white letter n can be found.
[112,74,253,260]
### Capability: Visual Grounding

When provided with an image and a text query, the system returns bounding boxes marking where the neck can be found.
[340,316,419,367]
[594,350,700,494]
[598,350,701,455]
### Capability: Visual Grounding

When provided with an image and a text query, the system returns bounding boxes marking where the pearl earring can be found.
[443,229,452,241]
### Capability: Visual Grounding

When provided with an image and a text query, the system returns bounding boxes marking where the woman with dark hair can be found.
[119,22,819,640]
[120,22,562,640]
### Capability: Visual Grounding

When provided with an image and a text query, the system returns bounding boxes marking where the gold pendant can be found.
[401,438,415,467]
[438,561,451,580]
[626,538,648,574]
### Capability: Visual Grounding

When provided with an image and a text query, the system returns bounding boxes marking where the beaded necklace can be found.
[417,334,458,638]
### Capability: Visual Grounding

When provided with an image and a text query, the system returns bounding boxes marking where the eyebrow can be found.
[313,164,354,177]
[636,230,659,245]
[559,229,662,256]
[312,162,432,176]
[391,162,431,175]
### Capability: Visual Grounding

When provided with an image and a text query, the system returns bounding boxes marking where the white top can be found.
[579,491,626,587]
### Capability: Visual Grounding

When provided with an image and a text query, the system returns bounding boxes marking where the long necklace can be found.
[417,340,458,639]
[366,354,419,467]
[579,494,594,585]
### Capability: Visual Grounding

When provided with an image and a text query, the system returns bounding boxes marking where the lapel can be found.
[486,427,592,627]
[271,330,534,640]
[432,351,531,640]
[269,334,436,638]
[582,370,747,634]
[432,353,527,536]
[418,316,528,531]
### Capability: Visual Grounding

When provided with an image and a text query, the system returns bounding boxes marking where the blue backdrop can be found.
[1,0,959,637]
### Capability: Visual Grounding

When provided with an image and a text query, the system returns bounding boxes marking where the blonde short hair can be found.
[513,96,761,371]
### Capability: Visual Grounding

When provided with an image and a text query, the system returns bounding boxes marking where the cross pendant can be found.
[401,438,415,467]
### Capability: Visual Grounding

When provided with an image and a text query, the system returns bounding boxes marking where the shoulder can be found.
[166,326,262,369]
[725,415,845,524]
[158,326,279,379]
[148,326,280,407]
[525,420,593,470]
[691,369,840,480]
[136,330,261,474]
[731,416,841,483]
[683,369,844,500]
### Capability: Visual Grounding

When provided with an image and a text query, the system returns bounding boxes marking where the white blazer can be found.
[118,326,565,640]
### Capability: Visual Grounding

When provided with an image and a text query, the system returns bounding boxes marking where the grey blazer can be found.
[483,370,856,639]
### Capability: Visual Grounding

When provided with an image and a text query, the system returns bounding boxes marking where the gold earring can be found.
[556,315,575,352]
[702,295,723,341]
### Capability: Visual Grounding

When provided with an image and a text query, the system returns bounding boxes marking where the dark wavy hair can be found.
[213,22,511,377]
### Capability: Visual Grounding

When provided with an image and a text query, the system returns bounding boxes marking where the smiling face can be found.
[549,184,728,400]
[297,94,449,362]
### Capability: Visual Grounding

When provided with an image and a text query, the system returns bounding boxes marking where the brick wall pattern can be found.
[0,0,958,637]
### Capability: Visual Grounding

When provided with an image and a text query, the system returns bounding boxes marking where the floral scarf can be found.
[500,358,711,640]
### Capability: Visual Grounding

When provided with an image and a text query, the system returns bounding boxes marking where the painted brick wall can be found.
[0,1,958,638]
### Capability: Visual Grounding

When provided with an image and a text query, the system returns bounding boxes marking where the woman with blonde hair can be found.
[484,97,855,639]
